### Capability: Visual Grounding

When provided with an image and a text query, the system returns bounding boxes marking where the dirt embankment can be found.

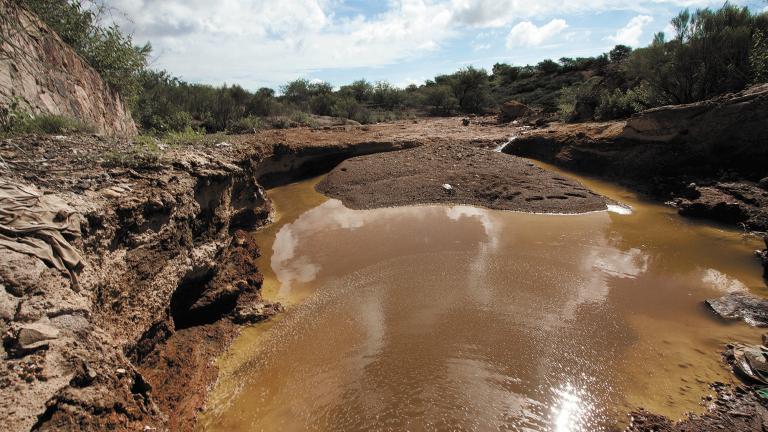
[0,118,521,431]
[318,143,608,213]
[506,84,768,231]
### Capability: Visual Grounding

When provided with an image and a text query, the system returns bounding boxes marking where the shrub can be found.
[227,115,262,134]
[290,111,318,128]
[1,99,94,135]
[25,114,94,134]
[333,97,371,123]
[0,97,30,133]
[557,78,602,122]
[594,89,637,120]
[421,85,458,115]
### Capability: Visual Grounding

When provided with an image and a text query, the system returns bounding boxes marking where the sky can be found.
[105,0,768,91]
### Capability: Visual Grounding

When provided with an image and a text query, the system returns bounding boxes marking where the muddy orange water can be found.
[198,161,766,432]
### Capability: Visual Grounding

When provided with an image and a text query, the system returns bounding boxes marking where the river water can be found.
[198,161,766,432]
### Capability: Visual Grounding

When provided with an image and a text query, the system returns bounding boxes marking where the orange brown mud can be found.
[0,115,766,431]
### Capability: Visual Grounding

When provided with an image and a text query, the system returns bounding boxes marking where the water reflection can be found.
[552,383,593,432]
[200,173,766,432]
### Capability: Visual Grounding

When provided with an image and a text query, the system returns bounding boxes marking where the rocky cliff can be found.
[0,0,137,136]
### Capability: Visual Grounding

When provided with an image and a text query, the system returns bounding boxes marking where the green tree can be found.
[22,0,150,104]
[449,67,491,114]
[536,59,561,74]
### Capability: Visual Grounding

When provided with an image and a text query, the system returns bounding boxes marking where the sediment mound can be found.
[317,143,608,213]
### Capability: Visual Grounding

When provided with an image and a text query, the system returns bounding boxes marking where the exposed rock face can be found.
[0,0,137,136]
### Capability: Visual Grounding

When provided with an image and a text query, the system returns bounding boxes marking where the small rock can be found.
[17,323,59,351]
[759,177,768,191]
[461,118,470,126]
[99,188,122,199]
[0,285,19,321]
[442,184,454,194]
[116,368,127,377]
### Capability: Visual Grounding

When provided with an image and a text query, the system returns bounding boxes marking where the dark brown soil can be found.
[317,143,609,213]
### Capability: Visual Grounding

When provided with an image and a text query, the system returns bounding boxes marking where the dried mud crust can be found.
[317,143,609,213]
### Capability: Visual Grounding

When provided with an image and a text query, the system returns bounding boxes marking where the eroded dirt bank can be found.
[507,84,768,232]
[0,118,521,431]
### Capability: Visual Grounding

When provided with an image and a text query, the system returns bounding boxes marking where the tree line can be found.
[12,1,768,135]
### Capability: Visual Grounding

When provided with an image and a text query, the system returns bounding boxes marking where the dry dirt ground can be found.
[0,117,765,431]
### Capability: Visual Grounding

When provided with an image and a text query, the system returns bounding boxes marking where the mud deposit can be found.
[199,164,766,431]
[318,143,608,214]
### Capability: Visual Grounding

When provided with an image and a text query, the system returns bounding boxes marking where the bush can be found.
[594,89,638,120]
[1,99,94,135]
[290,111,318,128]
[25,114,94,134]
[23,1,150,104]
[557,78,602,122]
[333,97,371,123]
[227,115,262,134]
[537,59,561,74]
[421,85,458,115]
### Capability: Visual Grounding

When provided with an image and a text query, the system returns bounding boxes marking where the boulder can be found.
[706,292,768,327]
[759,177,768,191]
[233,302,283,324]
[498,100,533,123]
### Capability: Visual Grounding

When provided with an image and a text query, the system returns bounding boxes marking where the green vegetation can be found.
[22,0,150,104]
[3,1,766,138]
[0,97,94,135]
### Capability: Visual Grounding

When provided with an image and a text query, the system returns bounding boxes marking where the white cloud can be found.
[607,15,654,46]
[448,0,725,28]
[101,0,739,87]
[506,19,568,48]
[107,0,454,87]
